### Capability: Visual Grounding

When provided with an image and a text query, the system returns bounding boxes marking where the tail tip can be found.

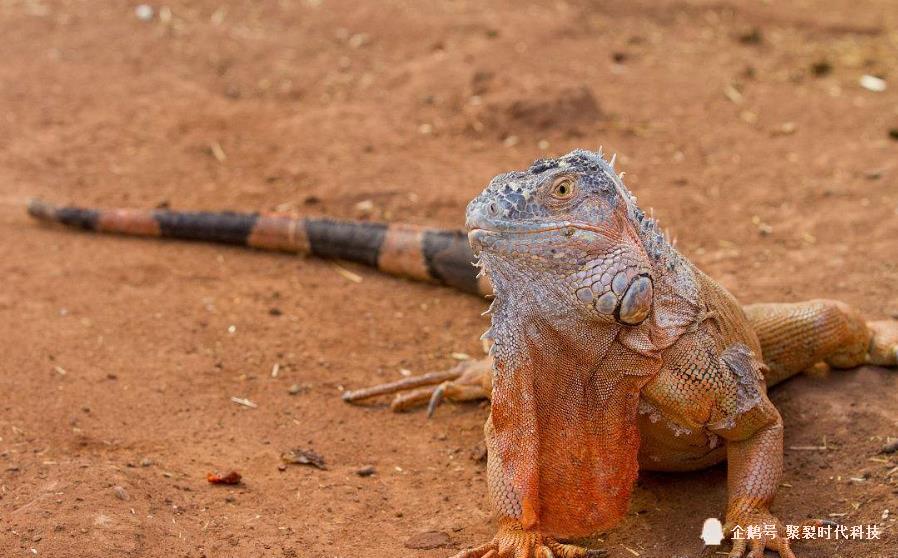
[27,198,56,220]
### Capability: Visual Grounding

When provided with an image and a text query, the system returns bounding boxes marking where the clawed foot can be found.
[723,511,835,558]
[868,320,898,366]
[451,524,606,558]
[342,357,492,417]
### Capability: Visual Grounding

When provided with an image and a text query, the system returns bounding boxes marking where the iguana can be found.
[27,149,897,558]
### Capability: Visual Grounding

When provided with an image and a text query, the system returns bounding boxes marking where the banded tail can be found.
[27,199,490,296]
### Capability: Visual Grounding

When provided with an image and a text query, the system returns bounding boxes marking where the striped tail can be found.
[27,199,490,296]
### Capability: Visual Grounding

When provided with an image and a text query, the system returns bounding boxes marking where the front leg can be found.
[450,415,607,558]
[705,343,832,558]
[720,414,797,558]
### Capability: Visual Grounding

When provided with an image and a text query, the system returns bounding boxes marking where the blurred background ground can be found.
[0,1,896,556]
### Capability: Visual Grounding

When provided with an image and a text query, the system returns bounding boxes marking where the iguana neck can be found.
[483,291,659,537]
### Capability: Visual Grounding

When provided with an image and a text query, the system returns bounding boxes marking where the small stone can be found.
[134,4,154,21]
[348,33,369,48]
[288,384,302,395]
[32,535,42,542]
[859,75,886,92]
[469,442,488,463]
[139,457,153,467]
[404,531,451,550]
[810,60,832,76]
[354,200,375,214]
[355,465,376,477]
[112,486,129,501]
[737,27,763,44]
[225,494,236,503]
[268,307,282,316]
[277,464,287,472]
[881,439,898,454]
[281,448,326,469]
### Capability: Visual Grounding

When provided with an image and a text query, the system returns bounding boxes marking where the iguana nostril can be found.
[618,275,653,325]
[488,202,499,217]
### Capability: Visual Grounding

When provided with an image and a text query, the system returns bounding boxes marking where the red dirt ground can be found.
[1,1,896,557]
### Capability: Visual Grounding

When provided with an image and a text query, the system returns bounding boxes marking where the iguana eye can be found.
[550,177,576,199]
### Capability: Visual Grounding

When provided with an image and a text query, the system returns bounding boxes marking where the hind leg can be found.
[341,357,492,417]
[744,299,897,386]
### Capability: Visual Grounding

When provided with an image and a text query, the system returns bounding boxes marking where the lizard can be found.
[26,149,898,558]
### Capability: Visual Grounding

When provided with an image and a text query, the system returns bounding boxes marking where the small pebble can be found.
[112,486,129,501]
[356,465,376,477]
[859,75,886,92]
[737,28,763,44]
[810,60,832,76]
[139,457,153,467]
[134,4,154,21]
[277,464,287,472]
[288,384,302,395]
[225,494,236,503]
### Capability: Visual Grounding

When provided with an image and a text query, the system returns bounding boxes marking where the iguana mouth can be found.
[467,222,601,255]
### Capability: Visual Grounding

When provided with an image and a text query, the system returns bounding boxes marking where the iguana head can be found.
[467,148,665,326]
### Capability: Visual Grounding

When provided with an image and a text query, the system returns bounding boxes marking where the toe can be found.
[727,538,746,558]
[451,542,499,558]
[769,537,797,558]
[342,370,461,404]
[545,541,605,558]
[745,538,765,558]
[868,320,898,366]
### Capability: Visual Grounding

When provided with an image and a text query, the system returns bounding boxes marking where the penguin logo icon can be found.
[701,518,724,546]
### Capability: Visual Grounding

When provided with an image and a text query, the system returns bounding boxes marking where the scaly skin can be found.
[27,151,898,557]
[361,150,897,558]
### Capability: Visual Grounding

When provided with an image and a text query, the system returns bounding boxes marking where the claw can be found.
[427,382,447,418]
